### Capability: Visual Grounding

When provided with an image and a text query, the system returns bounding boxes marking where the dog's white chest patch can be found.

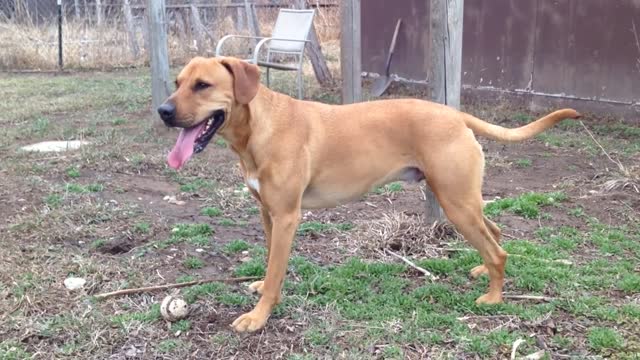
[246,178,260,193]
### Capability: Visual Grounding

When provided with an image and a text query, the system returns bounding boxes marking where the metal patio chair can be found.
[215,8,316,99]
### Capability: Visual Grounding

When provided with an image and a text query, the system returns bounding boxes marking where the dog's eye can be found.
[194,81,211,91]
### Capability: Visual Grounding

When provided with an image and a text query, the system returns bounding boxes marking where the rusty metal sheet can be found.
[462,0,537,90]
[361,0,430,82]
[533,0,640,103]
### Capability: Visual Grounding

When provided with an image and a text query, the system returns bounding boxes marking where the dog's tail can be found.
[462,109,581,143]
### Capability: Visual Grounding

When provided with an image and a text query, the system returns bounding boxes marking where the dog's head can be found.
[158,56,260,170]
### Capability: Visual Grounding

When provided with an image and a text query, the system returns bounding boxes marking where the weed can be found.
[219,218,237,226]
[234,258,266,277]
[618,274,640,293]
[157,339,181,353]
[297,221,354,235]
[0,341,30,360]
[184,257,205,269]
[112,117,126,125]
[201,207,222,217]
[90,239,106,248]
[111,304,161,328]
[44,193,62,208]
[484,191,566,219]
[176,275,195,283]
[588,327,623,351]
[170,319,191,332]
[224,239,250,254]
[65,166,81,178]
[133,222,151,234]
[180,178,215,193]
[515,158,532,167]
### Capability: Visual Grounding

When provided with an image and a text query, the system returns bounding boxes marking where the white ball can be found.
[160,295,189,322]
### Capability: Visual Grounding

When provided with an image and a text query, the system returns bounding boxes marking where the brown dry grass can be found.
[0,1,341,71]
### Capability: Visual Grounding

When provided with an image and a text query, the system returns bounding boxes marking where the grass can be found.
[514,158,532,167]
[2,62,639,359]
[201,206,223,217]
[484,191,567,219]
[64,183,104,193]
[183,257,205,269]
[223,239,250,254]
[588,327,624,351]
[297,221,354,235]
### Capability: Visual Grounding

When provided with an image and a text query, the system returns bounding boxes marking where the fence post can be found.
[96,0,102,25]
[123,0,140,59]
[57,0,63,70]
[148,0,171,123]
[425,0,464,223]
[189,0,206,53]
[340,0,361,104]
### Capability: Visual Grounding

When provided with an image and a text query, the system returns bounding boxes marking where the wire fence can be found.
[0,0,339,71]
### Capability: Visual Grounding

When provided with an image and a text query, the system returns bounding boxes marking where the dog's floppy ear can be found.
[219,57,260,104]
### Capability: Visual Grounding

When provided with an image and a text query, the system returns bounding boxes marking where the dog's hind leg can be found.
[469,216,502,278]
[421,134,507,304]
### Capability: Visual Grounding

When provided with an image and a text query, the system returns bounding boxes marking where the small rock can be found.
[64,277,86,290]
[195,248,204,253]
[163,195,171,201]
[241,250,249,255]
[124,346,138,358]
[240,256,252,263]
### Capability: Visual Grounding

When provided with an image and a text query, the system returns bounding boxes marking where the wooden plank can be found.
[148,0,171,122]
[292,0,333,86]
[340,0,361,104]
[123,0,140,59]
[425,0,464,223]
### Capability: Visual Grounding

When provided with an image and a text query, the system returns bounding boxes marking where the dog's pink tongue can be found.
[167,124,203,169]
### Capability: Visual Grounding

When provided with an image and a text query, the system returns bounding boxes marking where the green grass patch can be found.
[234,258,266,277]
[297,221,354,235]
[514,158,532,167]
[484,191,566,219]
[176,275,195,283]
[588,327,623,351]
[111,304,161,328]
[157,339,182,353]
[224,239,251,254]
[65,166,81,178]
[179,178,215,193]
[183,257,205,269]
[44,193,63,208]
[170,319,191,332]
[90,239,106,248]
[157,223,213,248]
[0,341,30,360]
[374,182,404,195]
[64,183,104,193]
[201,207,222,217]
[133,222,151,234]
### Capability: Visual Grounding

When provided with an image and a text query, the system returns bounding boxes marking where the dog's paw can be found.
[475,293,503,305]
[247,280,265,295]
[469,265,489,278]
[231,310,269,333]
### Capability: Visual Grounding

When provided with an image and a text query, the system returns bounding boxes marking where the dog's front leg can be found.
[247,205,272,295]
[231,209,300,332]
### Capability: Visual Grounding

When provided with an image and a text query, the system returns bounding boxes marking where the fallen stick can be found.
[93,276,261,300]
[503,294,556,302]
[384,249,438,281]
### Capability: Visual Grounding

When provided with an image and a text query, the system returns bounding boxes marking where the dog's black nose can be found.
[157,103,176,125]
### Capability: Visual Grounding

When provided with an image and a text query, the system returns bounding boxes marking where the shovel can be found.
[371,19,402,97]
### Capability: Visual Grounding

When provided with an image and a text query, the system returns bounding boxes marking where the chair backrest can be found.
[268,9,315,53]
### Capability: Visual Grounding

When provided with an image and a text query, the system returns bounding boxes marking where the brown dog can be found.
[157,56,580,332]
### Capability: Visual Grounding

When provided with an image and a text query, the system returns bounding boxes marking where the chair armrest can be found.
[215,34,268,57]
[252,37,310,63]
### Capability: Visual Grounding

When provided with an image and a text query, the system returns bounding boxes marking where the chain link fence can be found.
[0,0,339,71]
